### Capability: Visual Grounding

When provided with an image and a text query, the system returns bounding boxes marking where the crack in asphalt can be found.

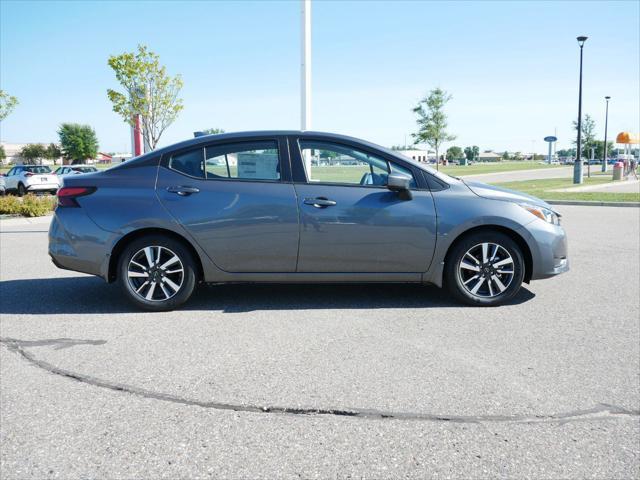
[2,336,639,424]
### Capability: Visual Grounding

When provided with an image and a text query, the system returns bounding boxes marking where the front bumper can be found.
[519,219,569,280]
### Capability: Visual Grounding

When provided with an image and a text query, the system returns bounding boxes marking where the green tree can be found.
[202,128,225,135]
[557,148,576,158]
[464,146,479,162]
[502,151,510,160]
[44,143,62,165]
[58,123,99,164]
[590,140,615,161]
[412,88,456,170]
[19,144,47,165]
[107,44,184,150]
[513,151,523,161]
[0,145,5,163]
[446,146,463,160]
[572,114,596,159]
[0,90,19,121]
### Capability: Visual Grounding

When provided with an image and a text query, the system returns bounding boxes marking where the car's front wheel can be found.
[118,235,198,311]
[17,183,26,196]
[445,231,525,306]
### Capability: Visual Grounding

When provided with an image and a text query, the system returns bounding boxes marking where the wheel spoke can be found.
[156,246,162,265]
[488,278,494,296]
[481,243,489,263]
[145,281,157,300]
[497,269,513,274]
[493,257,513,268]
[490,244,499,262]
[165,268,183,275]
[128,271,148,278]
[465,252,480,264]
[163,276,181,292]
[135,281,149,293]
[460,261,480,272]
[144,247,155,267]
[491,275,507,292]
[160,283,171,299]
[160,255,181,270]
[463,274,479,285]
[470,277,485,294]
[130,260,147,271]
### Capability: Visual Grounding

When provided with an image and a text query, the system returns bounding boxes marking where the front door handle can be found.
[303,197,337,208]
[167,186,200,196]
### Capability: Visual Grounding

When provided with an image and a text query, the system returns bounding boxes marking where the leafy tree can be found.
[513,151,523,161]
[464,146,479,162]
[45,143,62,164]
[412,88,456,170]
[107,44,184,150]
[58,123,99,164]
[0,90,19,121]
[0,145,5,163]
[446,146,463,160]
[590,140,615,160]
[557,148,576,158]
[572,114,596,159]
[502,151,510,160]
[202,128,225,135]
[19,144,47,165]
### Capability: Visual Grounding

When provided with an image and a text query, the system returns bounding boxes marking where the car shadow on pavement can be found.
[0,276,536,315]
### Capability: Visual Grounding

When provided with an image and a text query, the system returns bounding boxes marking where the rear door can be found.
[156,136,300,273]
[290,136,437,273]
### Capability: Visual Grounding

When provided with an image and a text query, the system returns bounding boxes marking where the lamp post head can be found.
[605,96,611,101]
[577,36,588,47]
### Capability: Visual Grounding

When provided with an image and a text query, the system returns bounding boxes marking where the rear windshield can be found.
[24,166,52,173]
[73,167,97,173]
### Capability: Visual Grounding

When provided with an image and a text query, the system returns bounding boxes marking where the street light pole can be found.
[602,96,611,173]
[301,0,312,175]
[574,36,588,184]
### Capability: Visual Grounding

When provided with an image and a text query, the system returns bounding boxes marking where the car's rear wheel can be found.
[17,183,26,196]
[117,235,197,311]
[445,231,525,306]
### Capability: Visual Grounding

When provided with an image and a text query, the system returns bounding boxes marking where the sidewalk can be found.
[0,214,53,228]
[551,178,639,194]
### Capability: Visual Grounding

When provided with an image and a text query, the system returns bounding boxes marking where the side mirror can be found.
[386,173,412,200]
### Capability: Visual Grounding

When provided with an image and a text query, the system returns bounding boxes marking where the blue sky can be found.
[1,0,638,154]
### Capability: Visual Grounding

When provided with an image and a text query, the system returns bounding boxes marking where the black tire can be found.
[17,183,26,197]
[444,231,525,306]
[117,234,198,311]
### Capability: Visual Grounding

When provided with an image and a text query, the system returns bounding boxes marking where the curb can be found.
[0,214,53,227]
[546,200,640,208]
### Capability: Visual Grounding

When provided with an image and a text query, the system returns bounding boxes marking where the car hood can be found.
[462,179,555,211]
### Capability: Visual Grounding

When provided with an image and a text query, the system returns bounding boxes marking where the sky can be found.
[1,0,638,154]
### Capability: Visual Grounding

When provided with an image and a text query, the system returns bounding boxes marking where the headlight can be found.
[518,203,561,225]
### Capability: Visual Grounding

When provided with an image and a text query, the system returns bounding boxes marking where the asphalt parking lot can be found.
[1,206,639,479]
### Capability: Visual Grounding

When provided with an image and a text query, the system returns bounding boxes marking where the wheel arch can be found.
[107,227,204,283]
[442,225,533,285]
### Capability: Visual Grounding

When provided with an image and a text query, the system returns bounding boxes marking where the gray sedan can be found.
[49,131,568,310]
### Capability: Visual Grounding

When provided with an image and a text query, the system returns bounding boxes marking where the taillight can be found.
[57,187,96,207]
[25,172,34,177]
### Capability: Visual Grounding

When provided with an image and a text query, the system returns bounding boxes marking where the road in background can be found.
[1,207,638,479]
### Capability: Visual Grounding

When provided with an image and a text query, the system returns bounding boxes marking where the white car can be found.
[4,165,59,196]
[53,165,99,178]
[0,174,6,195]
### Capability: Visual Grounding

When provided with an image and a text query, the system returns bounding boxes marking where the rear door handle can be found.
[167,186,200,196]
[303,197,337,208]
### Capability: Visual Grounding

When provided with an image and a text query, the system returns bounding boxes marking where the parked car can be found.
[54,165,99,177]
[0,174,6,196]
[49,131,569,311]
[4,165,59,196]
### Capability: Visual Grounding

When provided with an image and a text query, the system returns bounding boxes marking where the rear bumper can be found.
[27,183,59,191]
[48,208,113,279]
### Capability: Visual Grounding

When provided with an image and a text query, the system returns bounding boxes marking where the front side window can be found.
[205,141,280,181]
[299,140,416,188]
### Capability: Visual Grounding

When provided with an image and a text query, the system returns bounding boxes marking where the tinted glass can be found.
[205,141,280,181]
[169,148,205,178]
[25,166,52,173]
[299,140,416,187]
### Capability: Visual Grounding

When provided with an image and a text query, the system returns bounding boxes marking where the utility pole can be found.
[602,96,611,173]
[301,0,312,175]
[574,36,588,184]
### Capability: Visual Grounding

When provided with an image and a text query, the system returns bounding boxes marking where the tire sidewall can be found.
[446,232,525,306]
[118,235,197,311]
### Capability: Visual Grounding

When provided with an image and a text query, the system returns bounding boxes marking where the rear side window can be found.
[205,141,280,181]
[169,148,205,178]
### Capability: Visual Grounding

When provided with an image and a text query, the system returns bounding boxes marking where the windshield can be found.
[73,167,97,173]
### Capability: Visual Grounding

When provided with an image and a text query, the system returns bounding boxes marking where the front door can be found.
[291,138,437,273]
[156,137,300,273]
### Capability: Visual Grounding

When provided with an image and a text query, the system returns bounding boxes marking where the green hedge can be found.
[0,194,57,217]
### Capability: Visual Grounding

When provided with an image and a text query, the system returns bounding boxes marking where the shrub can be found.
[0,194,57,217]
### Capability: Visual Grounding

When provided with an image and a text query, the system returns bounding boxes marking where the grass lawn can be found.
[493,177,639,203]
[439,161,563,176]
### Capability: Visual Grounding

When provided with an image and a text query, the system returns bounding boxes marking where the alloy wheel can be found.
[127,246,185,302]
[457,242,515,298]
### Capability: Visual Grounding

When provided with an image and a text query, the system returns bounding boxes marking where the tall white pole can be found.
[301,0,312,175]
